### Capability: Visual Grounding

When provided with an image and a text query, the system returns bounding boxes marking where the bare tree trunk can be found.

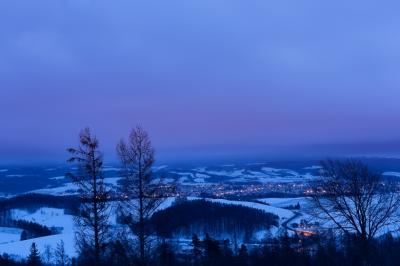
[91,149,100,265]
[139,159,145,265]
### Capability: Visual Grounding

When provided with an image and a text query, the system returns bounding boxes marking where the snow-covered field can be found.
[11,208,75,233]
[23,163,318,190]
[383,172,400,178]
[9,163,322,199]
[49,176,65,180]
[187,166,318,184]
[6,195,395,260]
[0,160,399,261]
[30,183,79,196]
[257,197,311,208]
[0,233,76,259]
[0,227,23,244]
[0,208,77,259]
[0,196,305,260]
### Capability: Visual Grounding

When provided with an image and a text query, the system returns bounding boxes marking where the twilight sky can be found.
[1,0,400,163]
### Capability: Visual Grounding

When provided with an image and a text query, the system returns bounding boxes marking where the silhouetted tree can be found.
[0,254,21,266]
[54,240,69,266]
[20,230,27,241]
[116,127,173,265]
[222,239,233,257]
[311,159,400,262]
[191,234,202,265]
[238,244,248,266]
[42,245,52,266]
[105,240,130,266]
[67,128,110,265]
[27,242,42,266]
[154,239,176,266]
[203,234,220,265]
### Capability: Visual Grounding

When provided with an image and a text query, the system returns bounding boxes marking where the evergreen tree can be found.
[221,239,234,266]
[203,234,220,265]
[155,240,176,266]
[191,234,203,265]
[238,244,248,266]
[222,239,233,257]
[20,230,28,241]
[192,234,202,257]
[0,253,21,266]
[106,240,130,266]
[27,242,42,266]
[67,128,110,265]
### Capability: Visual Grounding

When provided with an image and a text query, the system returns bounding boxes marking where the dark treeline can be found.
[0,193,79,214]
[0,194,77,241]
[213,192,304,201]
[7,230,400,266]
[149,199,278,241]
[0,210,54,240]
[13,219,53,240]
[106,232,400,266]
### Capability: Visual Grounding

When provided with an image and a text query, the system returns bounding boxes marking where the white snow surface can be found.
[257,197,311,208]
[49,176,65,180]
[383,172,400,178]
[0,208,76,259]
[103,167,121,172]
[0,227,23,244]
[5,175,25,178]
[30,183,78,195]
[0,234,76,259]
[304,166,322,170]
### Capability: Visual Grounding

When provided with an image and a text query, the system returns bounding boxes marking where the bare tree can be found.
[42,244,52,266]
[116,126,172,265]
[54,240,70,266]
[311,159,400,255]
[67,128,110,265]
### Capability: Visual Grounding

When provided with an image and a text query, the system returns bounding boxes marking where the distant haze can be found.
[1,0,400,164]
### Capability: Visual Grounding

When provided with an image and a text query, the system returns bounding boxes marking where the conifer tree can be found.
[67,128,110,265]
[27,242,42,266]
